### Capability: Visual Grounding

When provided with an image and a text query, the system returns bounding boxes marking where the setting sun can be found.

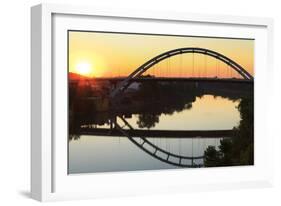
[75,62,93,76]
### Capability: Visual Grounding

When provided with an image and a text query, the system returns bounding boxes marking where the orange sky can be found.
[68,31,254,79]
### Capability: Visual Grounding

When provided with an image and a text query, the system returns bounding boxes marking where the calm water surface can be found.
[69,95,240,174]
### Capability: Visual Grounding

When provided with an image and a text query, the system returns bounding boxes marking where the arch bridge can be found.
[110,47,253,98]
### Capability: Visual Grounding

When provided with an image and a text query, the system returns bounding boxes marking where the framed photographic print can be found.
[31,3,274,201]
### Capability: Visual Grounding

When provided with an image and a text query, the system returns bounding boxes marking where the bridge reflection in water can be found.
[68,81,253,173]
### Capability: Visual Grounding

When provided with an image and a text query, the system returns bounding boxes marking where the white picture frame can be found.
[31,3,274,202]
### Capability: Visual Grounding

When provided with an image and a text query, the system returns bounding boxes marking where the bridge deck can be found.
[77,128,235,138]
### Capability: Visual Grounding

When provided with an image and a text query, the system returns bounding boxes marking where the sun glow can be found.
[69,32,254,78]
[75,62,93,76]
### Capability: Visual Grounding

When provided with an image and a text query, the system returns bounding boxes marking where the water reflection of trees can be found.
[204,94,254,166]
[69,80,254,167]
[69,81,253,140]
[137,113,159,129]
[129,82,250,129]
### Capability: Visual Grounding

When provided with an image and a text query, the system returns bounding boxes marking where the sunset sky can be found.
[68,31,254,78]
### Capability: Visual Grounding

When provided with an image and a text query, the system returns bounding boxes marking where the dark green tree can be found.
[204,95,254,167]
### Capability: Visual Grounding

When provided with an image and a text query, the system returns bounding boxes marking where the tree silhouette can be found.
[204,95,254,167]
[137,113,160,129]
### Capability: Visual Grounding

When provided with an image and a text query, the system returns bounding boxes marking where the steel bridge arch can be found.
[110,47,254,97]
[116,116,204,168]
